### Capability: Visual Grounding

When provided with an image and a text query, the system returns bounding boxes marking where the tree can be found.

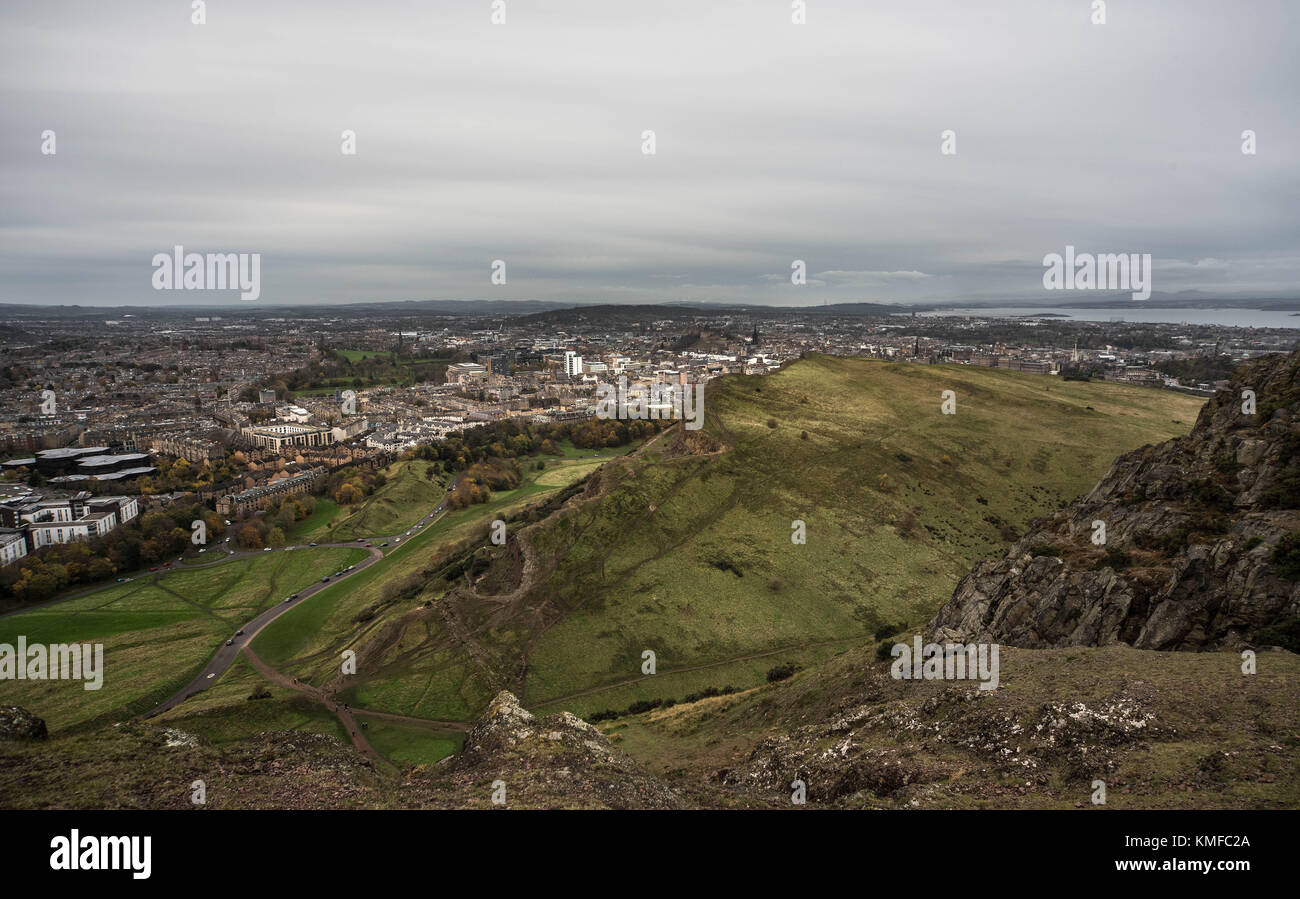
[237,525,264,550]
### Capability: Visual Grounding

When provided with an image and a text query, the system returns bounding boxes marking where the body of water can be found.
[923,307,1300,329]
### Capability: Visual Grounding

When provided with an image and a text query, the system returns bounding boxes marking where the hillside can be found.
[931,351,1300,649]
[5,356,1298,810]
[257,355,1203,729]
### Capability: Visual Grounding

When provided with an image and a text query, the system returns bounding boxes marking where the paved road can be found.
[144,499,449,719]
[143,542,384,718]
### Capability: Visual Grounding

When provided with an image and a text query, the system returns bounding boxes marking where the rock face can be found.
[933,352,1300,650]
[0,706,48,741]
[439,691,690,809]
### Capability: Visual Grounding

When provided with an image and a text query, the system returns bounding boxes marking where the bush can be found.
[1253,616,1300,653]
[1271,532,1300,580]
[766,662,798,683]
[1029,544,1060,557]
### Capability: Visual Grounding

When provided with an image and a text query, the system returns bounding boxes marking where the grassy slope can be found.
[249,452,631,713]
[314,459,447,542]
[517,356,1202,713]
[313,356,1202,726]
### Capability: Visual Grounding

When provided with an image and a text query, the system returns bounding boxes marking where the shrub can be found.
[1271,532,1300,580]
[1253,617,1300,653]
[766,662,798,683]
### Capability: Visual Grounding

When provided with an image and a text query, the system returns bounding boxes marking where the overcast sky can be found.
[1,0,1297,307]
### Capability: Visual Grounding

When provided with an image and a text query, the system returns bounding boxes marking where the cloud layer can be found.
[2,0,1297,306]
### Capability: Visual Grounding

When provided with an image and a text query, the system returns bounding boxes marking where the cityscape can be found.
[2,0,1297,884]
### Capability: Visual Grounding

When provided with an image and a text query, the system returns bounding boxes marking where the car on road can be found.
[321,576,330,582]
[345,565,354,571]
[365,543,373,548]
[162,562,170,568]
[225,639,233,646]
[357,537,366,542]
[309,542,318,547]
[381,542,390,547]
[149,567,158,572]
[236,629,244,636]
[198,548,205,553]
[263,547,272,552]
[116,577,126,583]
[290,594,298,599]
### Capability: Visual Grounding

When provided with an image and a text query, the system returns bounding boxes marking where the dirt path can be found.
[242,644,384,762]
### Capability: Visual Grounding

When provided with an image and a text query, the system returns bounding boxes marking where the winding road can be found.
[144,497,449,721]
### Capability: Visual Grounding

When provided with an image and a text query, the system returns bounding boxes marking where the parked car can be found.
[116,577,126,583]
[263,547,272,552]
[149,567,158,572]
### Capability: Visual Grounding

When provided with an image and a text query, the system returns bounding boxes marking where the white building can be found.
[0,530,27,566]
[564,351,583,378]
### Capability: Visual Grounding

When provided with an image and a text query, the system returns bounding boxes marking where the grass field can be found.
[353,715,464,766]
[0,546,367,732]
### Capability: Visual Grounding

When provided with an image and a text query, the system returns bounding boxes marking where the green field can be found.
[353,715,463,766]
[0,546,367,732]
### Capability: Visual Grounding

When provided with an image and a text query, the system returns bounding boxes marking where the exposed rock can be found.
[0,705,47,741]
[439,691,690,808]
[933,352,1300,650]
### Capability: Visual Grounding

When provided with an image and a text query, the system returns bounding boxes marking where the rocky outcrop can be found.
[0,706,48,741]
[933,352,1300,650]
[437,691,690,809]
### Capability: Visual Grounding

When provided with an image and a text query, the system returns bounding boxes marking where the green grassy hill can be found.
[283,356,1203,727]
